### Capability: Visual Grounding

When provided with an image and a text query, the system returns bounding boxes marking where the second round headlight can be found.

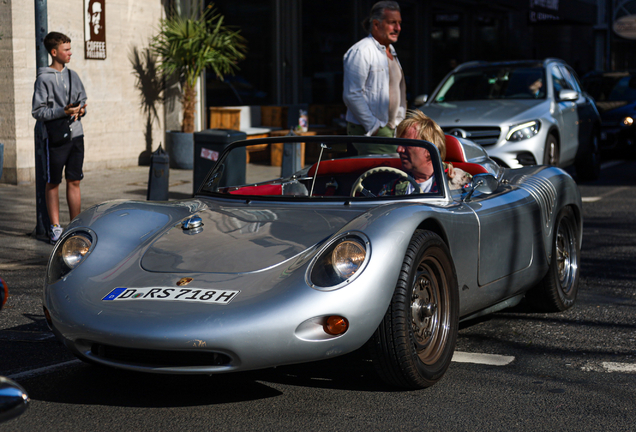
[332,239,366,279]
[61,234,92,268]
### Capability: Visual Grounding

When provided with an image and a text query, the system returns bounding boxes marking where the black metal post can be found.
[34,0,49,238]
[606,0,613,71]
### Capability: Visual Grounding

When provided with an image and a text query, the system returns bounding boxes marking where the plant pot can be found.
[165,131,194,169]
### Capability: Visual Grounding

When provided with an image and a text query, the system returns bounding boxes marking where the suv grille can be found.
[443,127,501,147]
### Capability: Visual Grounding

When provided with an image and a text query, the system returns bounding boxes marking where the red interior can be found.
[444,135,488,175]
[307,157,402,176]
[228,136,488,195]
[229,184,283,195]
[444,135,467,162]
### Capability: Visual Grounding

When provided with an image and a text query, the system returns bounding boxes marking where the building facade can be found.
[2,0,634,185]
[0,0,165,184]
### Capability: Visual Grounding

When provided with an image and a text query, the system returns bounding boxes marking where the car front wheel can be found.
[543,134,559,166]
[368,230,459,389]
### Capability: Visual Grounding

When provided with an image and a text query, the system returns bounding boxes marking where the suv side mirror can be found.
[414,94,428,106]
[558,89,579,101]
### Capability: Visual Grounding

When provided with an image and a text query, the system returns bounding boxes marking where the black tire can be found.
[575,131,601,181]
[526,207,580,312]
[368,230,459,389]
[543,134,559,166]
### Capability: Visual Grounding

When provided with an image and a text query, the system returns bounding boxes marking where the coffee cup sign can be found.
[614,15,636,40]
[84,0,106,60]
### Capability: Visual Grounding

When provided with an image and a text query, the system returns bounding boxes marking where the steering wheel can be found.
[350,166,420,197]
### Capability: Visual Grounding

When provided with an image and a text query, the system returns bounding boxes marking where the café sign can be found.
[614,15,636,40]
[84,0,106,59]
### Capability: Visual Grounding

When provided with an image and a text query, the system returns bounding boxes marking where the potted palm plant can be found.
[151,2,246,169]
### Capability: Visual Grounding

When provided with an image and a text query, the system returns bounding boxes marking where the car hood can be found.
[596,100,636,118]
[141,202,366,274]
[420,100,547,126]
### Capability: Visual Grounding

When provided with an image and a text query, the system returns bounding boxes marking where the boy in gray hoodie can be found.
[32,32,88,244]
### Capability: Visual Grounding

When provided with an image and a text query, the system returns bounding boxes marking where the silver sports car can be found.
[43,135,582,389]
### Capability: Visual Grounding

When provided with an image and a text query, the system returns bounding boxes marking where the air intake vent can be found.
[91,343,231,367]
[518,176,556,229]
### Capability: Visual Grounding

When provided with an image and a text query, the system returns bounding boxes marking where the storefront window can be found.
[206,0,273,106]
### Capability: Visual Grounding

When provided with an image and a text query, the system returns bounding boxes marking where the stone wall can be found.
[0,0,166,184]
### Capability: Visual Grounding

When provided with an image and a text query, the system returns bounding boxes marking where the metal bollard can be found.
[147,144,170,201]
[281,130,303,178]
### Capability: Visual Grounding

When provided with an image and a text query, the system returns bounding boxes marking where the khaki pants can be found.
[347,122,398,155]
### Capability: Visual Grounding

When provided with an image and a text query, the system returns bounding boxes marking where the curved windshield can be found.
[198,138,445,200]
[435,65,546,102]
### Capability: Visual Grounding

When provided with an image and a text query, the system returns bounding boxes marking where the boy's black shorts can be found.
[46,136,84,184]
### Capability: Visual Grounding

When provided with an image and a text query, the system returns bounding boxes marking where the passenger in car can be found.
[379,110,472,195]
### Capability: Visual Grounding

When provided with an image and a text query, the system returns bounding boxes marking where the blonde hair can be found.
[396,110,446,160]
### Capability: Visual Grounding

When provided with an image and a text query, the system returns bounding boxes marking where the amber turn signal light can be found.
[324,315,349,335]
[43,306,53,330]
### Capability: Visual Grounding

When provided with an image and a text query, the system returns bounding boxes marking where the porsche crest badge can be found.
[176,277,193,286]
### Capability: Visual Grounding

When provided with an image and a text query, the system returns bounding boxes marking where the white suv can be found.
[417,59,602,181]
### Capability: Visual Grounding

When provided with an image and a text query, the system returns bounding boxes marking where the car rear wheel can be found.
[543,134,559,166]
[526,207,580,312]
[575,132,601,181]
[368,230,459,389]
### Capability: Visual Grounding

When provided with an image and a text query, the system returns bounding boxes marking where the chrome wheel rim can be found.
[546,139,558,165]
[556,217,577,293]
[410,255,449,365]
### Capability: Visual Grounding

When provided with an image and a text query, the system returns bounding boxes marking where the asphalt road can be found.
[1,159,635,432]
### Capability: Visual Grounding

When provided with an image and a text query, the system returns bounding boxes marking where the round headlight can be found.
[61,235,92,268]
[622,116,634,127]
[332,239,366,279]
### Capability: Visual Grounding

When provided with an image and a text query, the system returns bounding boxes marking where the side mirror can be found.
[0,377,29,423]
[414,94,428,106]
[558,89,578,101]
[464,173,498,201]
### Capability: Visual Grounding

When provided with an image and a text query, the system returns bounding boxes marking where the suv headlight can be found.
[47,230,96,284]
[506,120,541,141]
[621,116,634,127]
[307,233,370,290]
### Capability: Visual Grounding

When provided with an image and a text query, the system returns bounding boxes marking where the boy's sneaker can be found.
[50,224,63,244]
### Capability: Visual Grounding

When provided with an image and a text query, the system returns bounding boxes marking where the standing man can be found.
[343,1,406,154]
[32,32,88,244]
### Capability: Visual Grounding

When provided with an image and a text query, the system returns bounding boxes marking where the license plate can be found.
[102,287,240,305]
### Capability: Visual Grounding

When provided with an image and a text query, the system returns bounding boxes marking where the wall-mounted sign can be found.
[84,0,106,60]
[529,0,560,23]
[614,15,636,40]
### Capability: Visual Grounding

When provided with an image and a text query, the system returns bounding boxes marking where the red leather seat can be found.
[445,135,467,162]
[444,135,488,175]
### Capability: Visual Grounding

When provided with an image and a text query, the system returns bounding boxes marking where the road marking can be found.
[582,197,602,202]
[452,351,514,366]
[6,359,81,381]
[602,362,636,373]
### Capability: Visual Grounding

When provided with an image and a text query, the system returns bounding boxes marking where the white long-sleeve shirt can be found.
[343,35,407,136]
